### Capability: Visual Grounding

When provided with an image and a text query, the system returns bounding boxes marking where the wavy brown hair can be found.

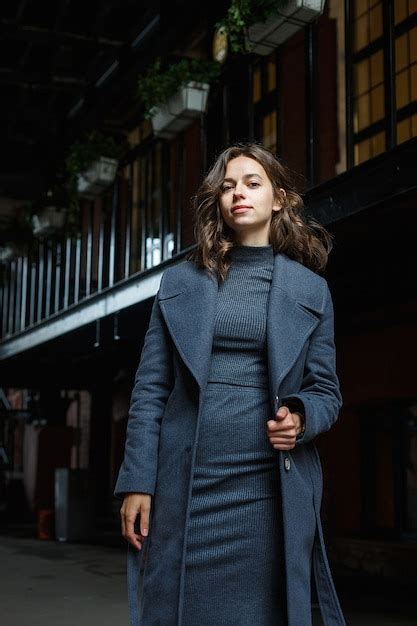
[186,141,334,283]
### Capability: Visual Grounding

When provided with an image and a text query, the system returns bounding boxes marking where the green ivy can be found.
[137,57,222,119]
[215,0,290,54]
[64,131,129,234]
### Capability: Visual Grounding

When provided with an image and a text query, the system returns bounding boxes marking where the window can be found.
[394,1,417,144]
[352,0,386,165]
[252,53,278,153]
[350,0,417,166]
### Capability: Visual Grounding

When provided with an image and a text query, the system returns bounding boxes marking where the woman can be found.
[114,142,346,626]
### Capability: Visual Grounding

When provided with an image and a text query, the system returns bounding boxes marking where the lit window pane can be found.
[410,28,417,64]
[411,64,417,101]
[371,131,385,155]
[253,66,261,103]
[395,0,408,24]
[370,50,383,87]
[371,84,385,121]
[356,138,371,164]
[396,69,410,108]
[262,111,277,151]
[369,4,383,41]
[355,0,368,18]
[397,118,411,144]
[354,14,369,51]
[267,57,276,92]
[355,59,370,95]
[355,93,371,131]
[395,34,409,72]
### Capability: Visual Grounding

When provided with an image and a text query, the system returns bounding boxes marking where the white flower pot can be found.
[77,156,118,199]
[151,82,210,140]
[32,205,66,237]
[0,243,25,262]
[246,0,325,56]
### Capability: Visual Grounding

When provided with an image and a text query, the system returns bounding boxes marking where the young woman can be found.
[115,142,346,626]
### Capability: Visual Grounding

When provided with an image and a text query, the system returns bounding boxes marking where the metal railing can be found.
[0,149,181,342]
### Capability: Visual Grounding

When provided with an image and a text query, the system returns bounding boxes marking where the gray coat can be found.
[114,251,346,626]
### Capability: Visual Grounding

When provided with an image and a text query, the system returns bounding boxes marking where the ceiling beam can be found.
[0,20,124,49]
[0,68,86,90]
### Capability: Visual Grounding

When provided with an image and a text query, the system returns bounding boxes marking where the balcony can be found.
[0,139,196,359]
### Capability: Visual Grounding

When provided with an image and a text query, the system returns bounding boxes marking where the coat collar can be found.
[158,252,325,397]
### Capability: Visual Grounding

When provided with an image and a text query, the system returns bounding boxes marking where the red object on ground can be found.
[37,508,55,540]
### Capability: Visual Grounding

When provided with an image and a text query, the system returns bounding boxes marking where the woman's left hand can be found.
[266,406,303,450]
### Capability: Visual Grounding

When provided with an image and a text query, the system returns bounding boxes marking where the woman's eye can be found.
[249,182,260,187]
[221,186,232,192]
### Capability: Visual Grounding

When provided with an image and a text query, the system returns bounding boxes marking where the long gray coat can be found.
[114,251,346,626]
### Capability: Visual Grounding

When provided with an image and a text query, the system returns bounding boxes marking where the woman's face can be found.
[218,155,284,245]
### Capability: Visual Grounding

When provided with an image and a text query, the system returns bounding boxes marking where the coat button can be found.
[284,457,291,471]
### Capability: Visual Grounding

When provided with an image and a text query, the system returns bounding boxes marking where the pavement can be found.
[0,526,416,626]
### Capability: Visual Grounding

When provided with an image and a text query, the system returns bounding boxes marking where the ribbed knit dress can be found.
[182,243,287,626]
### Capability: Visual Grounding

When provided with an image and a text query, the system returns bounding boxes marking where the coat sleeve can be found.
[113,275,174,499]
[281,281,343,446]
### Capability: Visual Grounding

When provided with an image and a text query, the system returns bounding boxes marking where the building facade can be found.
[1,0,417,581]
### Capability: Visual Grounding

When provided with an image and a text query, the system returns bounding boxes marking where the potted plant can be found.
[31,188,67,238]
[0,205,35,262]
[66,131,128,200]
[216,0,325,56]
[65,131,129,232]
[137,57,222,139]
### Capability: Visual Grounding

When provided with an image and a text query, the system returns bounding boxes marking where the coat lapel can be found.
[158,252,325,395]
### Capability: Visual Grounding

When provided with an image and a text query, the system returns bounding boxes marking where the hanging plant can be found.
[31,188,68,238]
[214,0,282,54]
[0,203,36,262]
[215,0,324,55]
[65,131,129,232]
[137,57,222,120]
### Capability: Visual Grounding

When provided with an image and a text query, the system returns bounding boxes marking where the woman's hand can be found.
[120,493,152,551]
[267,406,304,450]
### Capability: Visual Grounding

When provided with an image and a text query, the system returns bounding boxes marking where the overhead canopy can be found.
[0,0,161,200]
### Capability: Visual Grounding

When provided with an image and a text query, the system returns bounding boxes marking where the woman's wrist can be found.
[293,411,306,439]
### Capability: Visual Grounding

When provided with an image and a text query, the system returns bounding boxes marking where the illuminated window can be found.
[394,0,417,25]
[262,111,277,153]
[353,50,384,132]
[252,53,278,154]
[353,0,383,52]
[352,1,386,165]
[395,23,417,144]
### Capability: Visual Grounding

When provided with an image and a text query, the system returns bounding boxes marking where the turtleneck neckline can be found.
[229,243,274,264]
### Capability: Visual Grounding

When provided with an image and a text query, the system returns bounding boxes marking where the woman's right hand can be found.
[120,492,152,550]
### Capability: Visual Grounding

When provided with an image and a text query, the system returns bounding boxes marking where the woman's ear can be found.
[272,188,286,213]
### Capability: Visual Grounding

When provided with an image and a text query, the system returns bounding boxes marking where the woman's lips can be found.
[231,206,252,214]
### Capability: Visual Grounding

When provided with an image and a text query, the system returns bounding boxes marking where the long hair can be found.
[186,141,334,283]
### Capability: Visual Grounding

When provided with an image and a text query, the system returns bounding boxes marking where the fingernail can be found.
[142,528,148,536]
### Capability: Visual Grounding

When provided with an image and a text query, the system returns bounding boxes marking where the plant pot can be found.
[77,156,119,199]
[32,205,67,237]
[151,82,210,140]
[246,0,325,56]
[0,243,26,263]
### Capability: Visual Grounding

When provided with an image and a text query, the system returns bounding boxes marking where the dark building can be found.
[1,0,416,587]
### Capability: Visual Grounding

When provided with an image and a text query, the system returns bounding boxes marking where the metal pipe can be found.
[344,0,354,169]
[383,0,396,149]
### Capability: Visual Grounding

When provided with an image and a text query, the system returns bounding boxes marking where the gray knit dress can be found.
[182,243,287,626]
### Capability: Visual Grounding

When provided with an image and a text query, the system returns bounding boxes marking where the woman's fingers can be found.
[124,509,143,550]
[120,494,152,551]
[140,500,151,538]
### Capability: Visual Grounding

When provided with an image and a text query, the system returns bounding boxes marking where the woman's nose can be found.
[233,183,246,197]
